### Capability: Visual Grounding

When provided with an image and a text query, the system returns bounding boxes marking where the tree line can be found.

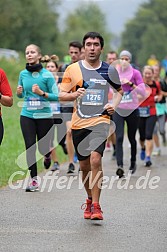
[120,0,167,66]
[0,0,112,61]
[0,0,166,65]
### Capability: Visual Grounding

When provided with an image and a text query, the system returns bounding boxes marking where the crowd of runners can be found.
[1,31,167,221]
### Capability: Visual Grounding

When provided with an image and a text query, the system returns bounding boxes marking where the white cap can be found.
[119,50,132,61]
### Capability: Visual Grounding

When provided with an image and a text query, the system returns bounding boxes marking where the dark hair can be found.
[82,32,104,48]
[107,51,118,57]
[69,41,82,51]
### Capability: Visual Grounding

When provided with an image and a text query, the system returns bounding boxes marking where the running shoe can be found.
[145,156,152,167]
[91,203,103,220]
[25,179,39,192]
[145,160,152,167]
[105,142,111,152]
[116,166,124,178]
[51,162,60,171]
[152,149,161,156]
[67,163,75,174]
[44,156,51,169]
[81,198,92,219]
[140,149,145,160]
[129,162,137,174]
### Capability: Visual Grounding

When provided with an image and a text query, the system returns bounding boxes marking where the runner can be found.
[61,41,82,173]
[59,32,123,220]
[138,65,162,167]
[112,50,146,178]
[0,68,13,144]
[16,44,59,192]
[152,64,167,155]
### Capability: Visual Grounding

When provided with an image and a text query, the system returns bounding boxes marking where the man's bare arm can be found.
[59,88,86,101]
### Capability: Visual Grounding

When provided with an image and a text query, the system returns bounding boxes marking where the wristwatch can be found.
[42,92,46,97]
[0,93,2,99]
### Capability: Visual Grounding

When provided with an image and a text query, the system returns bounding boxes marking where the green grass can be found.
[0,58,67,187]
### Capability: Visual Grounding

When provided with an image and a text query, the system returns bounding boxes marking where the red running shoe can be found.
[81,198,92,219]
[91,203,103,220]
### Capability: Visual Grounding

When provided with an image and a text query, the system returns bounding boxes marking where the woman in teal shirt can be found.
[16,44,58,192]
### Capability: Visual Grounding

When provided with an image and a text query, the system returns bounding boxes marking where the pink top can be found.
[118,68,147,110]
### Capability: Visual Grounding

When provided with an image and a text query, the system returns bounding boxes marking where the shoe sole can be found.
[25,188,39,192]
[51,168,59,172]
[67,170,74,174]
[84,215,91,219]
[91,215,103,220]
[145,163,152,167]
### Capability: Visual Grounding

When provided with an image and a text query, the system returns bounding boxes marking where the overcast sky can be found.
[58,0,148,35]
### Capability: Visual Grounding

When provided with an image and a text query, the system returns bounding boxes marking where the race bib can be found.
[27,97,44,110]
[81,89,104,106]
[139,106,150,117]
[121,91,133,103]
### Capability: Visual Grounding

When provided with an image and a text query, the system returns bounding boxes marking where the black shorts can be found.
[72,123,109,161]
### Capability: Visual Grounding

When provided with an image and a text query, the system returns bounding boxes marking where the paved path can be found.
[0,139,167,252]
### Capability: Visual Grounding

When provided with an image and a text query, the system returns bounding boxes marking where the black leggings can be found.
[51,114,67,148]
[20,116,54,178]
[113,109,139,167]
[0,117,4,145]
[138,115,157,141]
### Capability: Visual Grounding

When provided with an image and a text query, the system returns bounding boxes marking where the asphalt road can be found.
[0,139,167,252]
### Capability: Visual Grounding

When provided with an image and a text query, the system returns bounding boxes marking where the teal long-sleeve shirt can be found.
[17,68,59,119]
